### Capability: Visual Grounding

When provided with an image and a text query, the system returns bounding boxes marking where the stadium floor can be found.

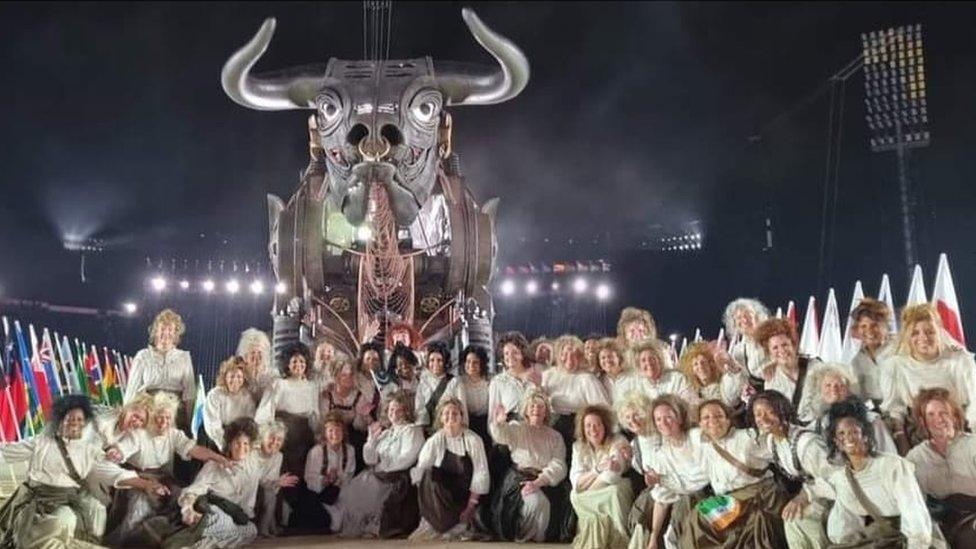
[252,538,566,548]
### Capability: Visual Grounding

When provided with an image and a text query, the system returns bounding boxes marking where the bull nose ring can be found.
[358,138,391,162]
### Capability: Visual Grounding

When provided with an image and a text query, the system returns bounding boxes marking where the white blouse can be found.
[694,427,773,495]
[631,434,708,504]
[364,423,425,473]
[414,371,468,426]
[602,372,638,405]
[203,388,257,451]
[125,428,196,470]
[907,433,976,499]
[848,342,894,402]
[181,454,263,518]
[410,429,490,495]
[570,434,630,489]
[304,443,356,492]
[249,368,281,402]
[256,377,322,425]
[767,359,822,423]
[488,366,543,419]
[125,347,195,403]
[881,349,976,427]
[0,435,137,489]
[462,377,490,416]
[699,371,747,408]
[634,370,698,406]
[730,336,767,379]
[489,421,567,486]
[542,368,610,416]
[761,426,831,500]
[821,454,936,549]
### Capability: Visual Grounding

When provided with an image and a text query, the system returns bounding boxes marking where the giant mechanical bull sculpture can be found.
[221,8,528,364]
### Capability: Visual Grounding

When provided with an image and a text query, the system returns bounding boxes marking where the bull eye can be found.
[411,101,439,124]
[317,95,342,126]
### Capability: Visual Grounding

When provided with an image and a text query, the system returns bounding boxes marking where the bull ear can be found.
[434,8,530,106]
[221,18,325,111]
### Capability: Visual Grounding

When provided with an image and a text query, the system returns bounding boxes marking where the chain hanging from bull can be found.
[220,8,528,365]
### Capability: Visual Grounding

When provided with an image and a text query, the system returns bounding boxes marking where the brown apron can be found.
[827,466,906,548]
[418,440,474,533]
[374,470,420,538]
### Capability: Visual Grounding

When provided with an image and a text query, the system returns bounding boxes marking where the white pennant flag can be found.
[841,281,865,363]
[775,307,783,319]
[878,274,898,334]
[799,296,820,357]
[818,289,844,363]
[906,264,928,306]
[693,328,703,343]
[932,253,966,347]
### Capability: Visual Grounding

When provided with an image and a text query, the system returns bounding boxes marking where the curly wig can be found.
[754,318,798,352]
[223,417,259,456]
[148,308,186,347]
[460,344,490,378]
[825,397,878,461]
[574,404,617,445]
[680,342,719,389]
[912,387,965,440]
[497,332,530,368]
[216,355,249,391]
[49,394,94,435]
[279,342,311,378]
[616,307,658,342]
[747,390,796,430]
[722,298,770,338]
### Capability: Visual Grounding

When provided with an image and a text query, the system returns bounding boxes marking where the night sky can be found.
[2,2,976,353]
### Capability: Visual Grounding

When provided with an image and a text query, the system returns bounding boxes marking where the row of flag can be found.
[673,252,966,362]
[0,316,131,443]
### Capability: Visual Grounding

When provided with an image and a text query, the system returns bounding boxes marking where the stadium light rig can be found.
[150,276,167,292]
[122,302,138,315]
[862,24,930,152]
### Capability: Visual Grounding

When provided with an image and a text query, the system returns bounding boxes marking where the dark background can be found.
[2,2,974,380]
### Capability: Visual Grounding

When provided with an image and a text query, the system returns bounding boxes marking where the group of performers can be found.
[2,297,975,548]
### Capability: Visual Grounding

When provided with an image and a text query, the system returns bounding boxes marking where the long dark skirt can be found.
[826,516,905,548]
[490,466,576,542]
[552,414,577,463]
[418,451,473,533]
[469,414,489,447]
[276,411,316,529]
[375,470,420,538]
[674,477,790,548]
[932,493,976,548]
[105,467,182,545]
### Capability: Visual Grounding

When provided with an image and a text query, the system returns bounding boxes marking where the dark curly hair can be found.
[49,394,94,435]
[825,397,877,461]
[357,341,385,373]
[279,342,311,377]
[425,341,452,370]
[748,390,797,430]
[460,344,490,378]
[388,343,418,370]
[223,417,259,456]
[497,331,529,368]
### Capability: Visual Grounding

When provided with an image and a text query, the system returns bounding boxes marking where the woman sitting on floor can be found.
[297,411,356,533]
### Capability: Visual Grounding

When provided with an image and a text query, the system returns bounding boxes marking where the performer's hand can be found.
[105,446,123,463]
[492,404,508,425]
[323,469,338,485]
[740,383,757,404]
[782,492,810,521]
[459,500,478,524]
[607,457,623,473]
[527,368,542,387]
[278,473,299,488]
[616,442,634,462]
[213,455,234,470]
[520,479,541,496]
[182,506,202,526]
[643,470,661,488]
[368,421,383,438]
[361,319,381,344]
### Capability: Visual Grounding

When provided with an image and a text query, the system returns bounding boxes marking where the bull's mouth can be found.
[340,161,422,227]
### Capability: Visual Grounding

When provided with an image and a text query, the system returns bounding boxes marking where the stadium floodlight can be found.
[275,281,287,294]
[226,279,241,294]
[500,279,516,296]
[551,281,560,291]
[249,280,264,295]
[123,302,138,314]
[150,276,167,292]
[572,277,588,294]
[526,280,539,295]
[595,283,611,301]
[202,279,216,293]
[179,279,190,290]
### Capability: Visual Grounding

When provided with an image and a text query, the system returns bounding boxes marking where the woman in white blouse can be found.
[544,335,611,452]
[681,341,746,410]
[632,340,698,406]
[569,404,633,549]
[624,394,707,549]
[340,391,425,538]
[294,412,356,533]
[488,389,571,542]
[720,297,770,386]
[125,308,195,430]
[460,345,492,443]
[415,341,468,432]
[106,392,229,545]
[203,356,257,452]
[674,400,788,548]
[0,395,165,548]
[86,393,154,503]
[753,318,821,423]
[617,307,659,348]
[881,303,976,444]
[820,398,944,548]
[804,364,898,454]
[489,332,543,421]
[253,421,298,537]
[236,327,277,401]
[255,342,321,514]
[906,388,976,547]
[597,338,635,406]
[321,356,375,464]
[848,298,896,404]
[410,397,490,541]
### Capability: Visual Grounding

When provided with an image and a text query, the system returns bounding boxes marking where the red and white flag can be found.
[932,253,966,347]
[818,289,844,363]
[878,274,898,334]
[841,281,865,362]
[799,296,820,356]
[906,264,928,306]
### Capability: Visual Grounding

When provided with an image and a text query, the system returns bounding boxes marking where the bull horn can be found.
[221,18,324,111]
[435,8,530,106]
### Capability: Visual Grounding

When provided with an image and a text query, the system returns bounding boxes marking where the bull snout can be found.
[346,123,403,162]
